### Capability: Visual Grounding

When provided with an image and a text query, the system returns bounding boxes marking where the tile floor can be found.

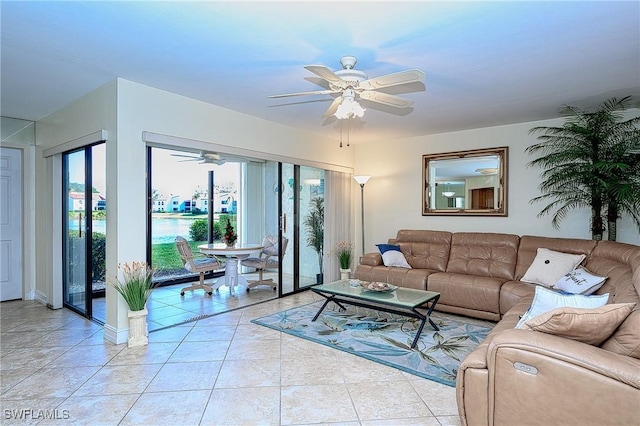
[1,290,462,426]
[93,273,281,331]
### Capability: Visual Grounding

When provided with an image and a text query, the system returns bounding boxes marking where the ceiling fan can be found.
[269,56,426,119]
[171,151,227,165]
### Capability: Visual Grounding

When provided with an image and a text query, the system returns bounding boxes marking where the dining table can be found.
[198,243,263,296]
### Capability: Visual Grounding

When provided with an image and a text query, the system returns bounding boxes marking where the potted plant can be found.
[111,261,155,348]
[303,196,324,283]
[335,241,354,280]
[222,217,237,247]
[527,96,640,241]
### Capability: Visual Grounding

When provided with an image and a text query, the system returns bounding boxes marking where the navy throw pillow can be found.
[376,244,401,254]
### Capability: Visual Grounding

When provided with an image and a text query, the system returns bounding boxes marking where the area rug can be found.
[251,301,494,387]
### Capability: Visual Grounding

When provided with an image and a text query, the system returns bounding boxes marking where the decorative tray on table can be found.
[360,281,398,292]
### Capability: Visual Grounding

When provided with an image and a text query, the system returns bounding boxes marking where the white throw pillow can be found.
[521,248,586,288]
[553,267,607,295]
[515,286,609,329]
[381,250,412,268]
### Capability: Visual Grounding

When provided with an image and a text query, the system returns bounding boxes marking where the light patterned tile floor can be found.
[0,292,462,425]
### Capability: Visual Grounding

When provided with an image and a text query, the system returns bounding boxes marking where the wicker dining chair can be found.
[175,236,224,296]
[240,235,288,292]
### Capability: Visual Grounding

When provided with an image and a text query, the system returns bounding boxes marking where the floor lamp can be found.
[353,175,371,257]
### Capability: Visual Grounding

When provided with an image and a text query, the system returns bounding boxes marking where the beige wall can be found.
[353,112,640,254]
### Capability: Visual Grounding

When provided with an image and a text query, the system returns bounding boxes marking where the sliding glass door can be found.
[299,166,324,289]
[62,143,106,321]
[276,163,325,296]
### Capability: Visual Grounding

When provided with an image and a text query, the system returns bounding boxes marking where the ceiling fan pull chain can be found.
[340,121,343,148]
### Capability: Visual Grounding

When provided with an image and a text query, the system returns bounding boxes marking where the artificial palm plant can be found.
[303,196,324,281]
[526,96,640,241]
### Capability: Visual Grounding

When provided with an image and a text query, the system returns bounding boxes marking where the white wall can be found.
[35,80,118,313]
[117,79,353,168]
[34,78,356,342]
[354,112,640,253]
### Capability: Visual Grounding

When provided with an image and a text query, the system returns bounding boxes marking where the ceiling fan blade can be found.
[304,65,348,89]
[359,91,414,108]
[171,154,200,159]
[322,96,343,118]
[358,69,426,91]
[268,89,339,98]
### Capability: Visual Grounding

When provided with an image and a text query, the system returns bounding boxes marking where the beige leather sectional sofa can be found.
[354,229,640,426]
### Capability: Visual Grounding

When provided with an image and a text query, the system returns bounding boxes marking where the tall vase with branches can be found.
[303,196,324,283]
[526,96,640,241]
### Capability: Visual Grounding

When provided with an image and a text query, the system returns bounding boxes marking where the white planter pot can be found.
[340,268,351,281]
[127,307,149,348]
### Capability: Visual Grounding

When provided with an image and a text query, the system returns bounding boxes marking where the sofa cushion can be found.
[499,281,536,315]
[600,309,640,359]
[521,248,586,288]
[553,267,607,295]
[393,229,452,271]
[521,303,634,345]
[585,241,640,305]
[428,272,504,317]
[354,265,430,290]
[515,286,609,329]
[446,232,519,280]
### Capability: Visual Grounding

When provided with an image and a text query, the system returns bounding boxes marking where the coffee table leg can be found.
[410,295,440,349]
[411,316,428,348]
[425,295,440,331]
[312,295,333,321]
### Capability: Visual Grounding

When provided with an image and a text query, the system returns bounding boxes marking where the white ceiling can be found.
[2,1,639,144]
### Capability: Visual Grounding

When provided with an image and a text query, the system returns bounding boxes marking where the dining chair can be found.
[175,236,224,296]
[240,235,288,292]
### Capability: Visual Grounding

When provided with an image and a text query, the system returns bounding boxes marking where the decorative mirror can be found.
[422,147,508,216]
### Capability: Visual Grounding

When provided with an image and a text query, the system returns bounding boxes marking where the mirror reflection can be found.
[422,147,508,216]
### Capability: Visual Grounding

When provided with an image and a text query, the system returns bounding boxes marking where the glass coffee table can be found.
[311,280,441,348]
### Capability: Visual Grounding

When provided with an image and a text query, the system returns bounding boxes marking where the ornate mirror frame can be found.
[422,146,508,216]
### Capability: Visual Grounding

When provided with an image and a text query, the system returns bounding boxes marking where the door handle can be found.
[281,214,287,233]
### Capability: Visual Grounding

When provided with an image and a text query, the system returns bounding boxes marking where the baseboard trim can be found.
[33,289,48,305]
[103,323,128,345]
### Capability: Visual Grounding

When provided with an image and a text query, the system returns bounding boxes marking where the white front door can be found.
[0,147,23,301]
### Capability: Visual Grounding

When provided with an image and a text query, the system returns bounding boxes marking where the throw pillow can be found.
[600,309,640,359]
[521,248,586,288]
[553,267,607,295]
[376,243,401,254]
[515,286,609,329]
[520,303,634,345]
[381,251,412,268]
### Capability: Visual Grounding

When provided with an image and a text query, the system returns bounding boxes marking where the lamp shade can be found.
[353,175,371,185]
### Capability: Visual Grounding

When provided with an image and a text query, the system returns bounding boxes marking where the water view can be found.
[69,216,208,244]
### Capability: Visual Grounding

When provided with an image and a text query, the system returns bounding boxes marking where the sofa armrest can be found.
[359,252,383,266]
[484,329,640,425]
[488,329,640,388]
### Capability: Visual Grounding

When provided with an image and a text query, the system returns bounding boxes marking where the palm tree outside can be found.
[526,96,640,241]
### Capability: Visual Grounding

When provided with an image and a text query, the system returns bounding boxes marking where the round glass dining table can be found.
[198,243,263,296]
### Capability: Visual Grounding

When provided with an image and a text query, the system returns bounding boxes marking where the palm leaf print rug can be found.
[251,302,494,387]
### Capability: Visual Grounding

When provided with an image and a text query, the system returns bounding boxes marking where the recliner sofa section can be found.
[354,229,640,426]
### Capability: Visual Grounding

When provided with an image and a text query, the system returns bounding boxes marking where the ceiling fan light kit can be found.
[334,89,366,120]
